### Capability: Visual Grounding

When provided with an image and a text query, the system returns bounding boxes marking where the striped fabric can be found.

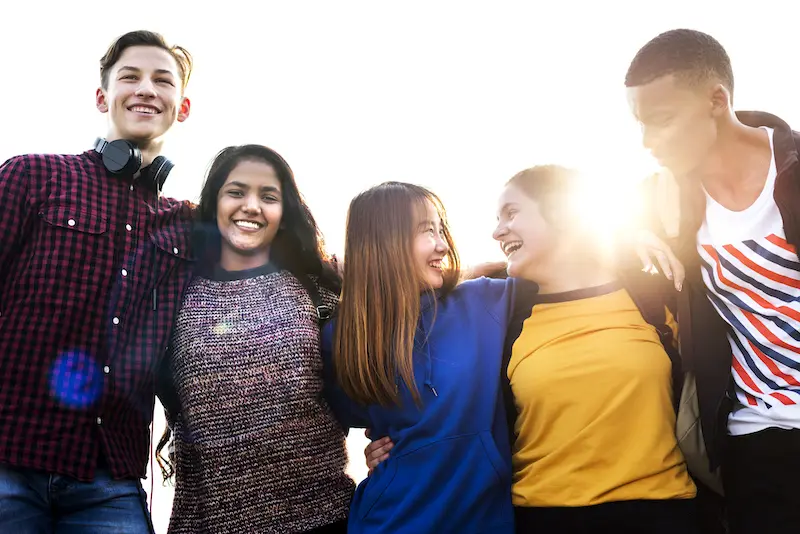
[698,127,800,435]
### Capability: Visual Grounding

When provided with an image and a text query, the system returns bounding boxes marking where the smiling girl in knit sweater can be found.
[156,145,353,533]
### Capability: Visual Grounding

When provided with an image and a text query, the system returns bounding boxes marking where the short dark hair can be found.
[506,164,580,227]
[100,30,193,91]
[625,29,734,97]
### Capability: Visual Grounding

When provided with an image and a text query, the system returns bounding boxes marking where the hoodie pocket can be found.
[478,430,510,484]
[356,433,513,529]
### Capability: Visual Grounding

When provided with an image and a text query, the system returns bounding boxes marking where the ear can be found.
[96,88,109,113]
[709,83,731,117]
[177,96,191,123]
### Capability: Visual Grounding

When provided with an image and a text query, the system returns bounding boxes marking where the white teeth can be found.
[129,106,158,114]
[503,241,522,255]
[234,220,262,230]
[428,260,442,269]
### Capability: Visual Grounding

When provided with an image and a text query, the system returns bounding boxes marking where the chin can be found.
[506,260,522,279]
[120,126,166,143]
[426,275,444,290]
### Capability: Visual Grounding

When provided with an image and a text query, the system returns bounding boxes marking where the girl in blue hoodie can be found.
[322,181,518,534]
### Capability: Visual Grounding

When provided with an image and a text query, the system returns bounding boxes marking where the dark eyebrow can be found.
[118,66,176,77]
[225,181,281,194]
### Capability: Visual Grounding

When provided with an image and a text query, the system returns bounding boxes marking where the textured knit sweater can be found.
[165,263,354,533]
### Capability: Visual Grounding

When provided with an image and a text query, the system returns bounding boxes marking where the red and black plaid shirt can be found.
[0,150,194,481]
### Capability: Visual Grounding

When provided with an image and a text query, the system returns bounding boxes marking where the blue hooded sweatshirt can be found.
[321,277,517,534]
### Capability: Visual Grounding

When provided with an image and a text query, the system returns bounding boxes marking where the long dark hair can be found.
[155,144,341,481]
[194,144,340,293]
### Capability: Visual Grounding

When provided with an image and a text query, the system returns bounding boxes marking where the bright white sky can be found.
[3,1,798,532]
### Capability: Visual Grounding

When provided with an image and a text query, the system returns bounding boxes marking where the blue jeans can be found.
[0,464,155,533]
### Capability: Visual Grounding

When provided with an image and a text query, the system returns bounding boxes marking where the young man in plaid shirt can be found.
[0,30,194,533]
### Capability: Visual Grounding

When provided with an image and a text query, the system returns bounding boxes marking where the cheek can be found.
[676,116,712,148]
[264,204,284,228]
[509,218,539,244]
[512,221,550,257]
[414,236,434,262]
[216,198,235,225]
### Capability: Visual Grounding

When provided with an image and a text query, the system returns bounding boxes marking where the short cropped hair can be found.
[625,29,734,97]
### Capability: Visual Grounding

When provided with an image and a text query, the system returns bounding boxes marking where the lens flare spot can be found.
[213,321,232,335]
[48,350,102,409]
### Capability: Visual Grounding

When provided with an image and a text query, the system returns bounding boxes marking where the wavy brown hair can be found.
[334,182,460,408]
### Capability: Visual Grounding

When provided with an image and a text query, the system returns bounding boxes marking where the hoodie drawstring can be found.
[419,302,438,397]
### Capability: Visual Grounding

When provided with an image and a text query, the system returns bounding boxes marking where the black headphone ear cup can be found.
[149,156,174,191]
[102,139,141,176]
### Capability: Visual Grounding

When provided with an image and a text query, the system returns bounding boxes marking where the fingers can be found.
[636,247,655,275]
[636,231,685,292]
[364,436,394,470]
[654,250,673,282]
[364,428,371,439]
[664,247,685,291]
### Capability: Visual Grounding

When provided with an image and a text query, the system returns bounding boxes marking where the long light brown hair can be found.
[334,182,460,407]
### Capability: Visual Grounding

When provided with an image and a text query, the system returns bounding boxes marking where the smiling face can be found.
[413,199,450,290]
[216,159,283,271]
[96,45,190,145]
[493,183,557,281]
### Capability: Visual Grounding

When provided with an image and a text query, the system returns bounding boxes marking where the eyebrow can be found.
[498,202,517,216]
[118,66,176,77]
[226,181,281,193]
[417,219,437,229]
[638,107,676,122]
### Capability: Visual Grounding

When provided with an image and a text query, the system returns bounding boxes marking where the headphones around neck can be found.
[93,137,174,191]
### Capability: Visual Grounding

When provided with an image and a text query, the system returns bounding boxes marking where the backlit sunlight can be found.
[2,1,797,532]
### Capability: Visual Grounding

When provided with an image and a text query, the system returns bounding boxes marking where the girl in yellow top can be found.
[365,165,699,533]
[492,165,697,533]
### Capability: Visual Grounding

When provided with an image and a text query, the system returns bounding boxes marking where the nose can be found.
[134,77,158,98]
[434,233,449,253]
[241,193,261,214]
[640,124,657,152]
[492,220,507,241]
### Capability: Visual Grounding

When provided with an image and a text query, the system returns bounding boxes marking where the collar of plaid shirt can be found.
[0,149,195,481]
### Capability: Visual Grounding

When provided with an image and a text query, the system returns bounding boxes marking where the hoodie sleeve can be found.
[320,320,372,431]
[459,276,519,327]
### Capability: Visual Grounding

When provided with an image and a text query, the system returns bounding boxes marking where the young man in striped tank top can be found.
[626,29,800,534]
